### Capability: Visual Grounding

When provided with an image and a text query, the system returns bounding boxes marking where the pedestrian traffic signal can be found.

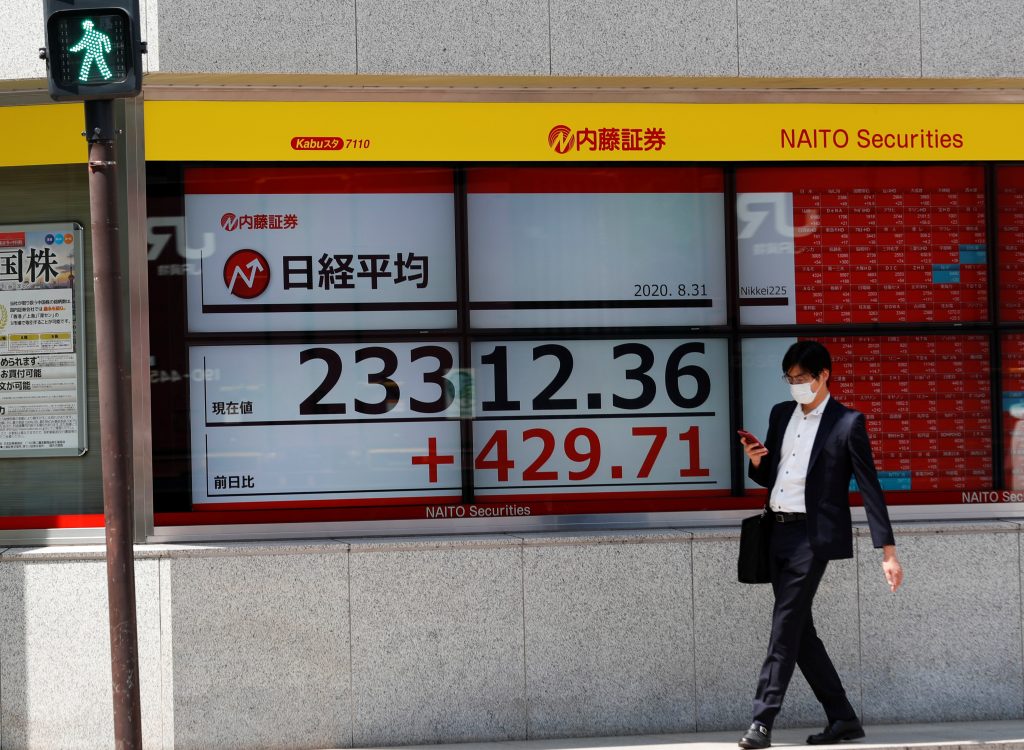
[42,0,143,101]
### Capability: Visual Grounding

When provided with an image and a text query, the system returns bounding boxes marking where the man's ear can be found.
[820,368,830,386]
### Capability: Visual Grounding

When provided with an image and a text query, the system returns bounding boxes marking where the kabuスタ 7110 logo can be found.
[547,124,668,154]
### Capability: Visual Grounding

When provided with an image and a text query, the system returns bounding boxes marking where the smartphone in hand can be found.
[737,429,765,451]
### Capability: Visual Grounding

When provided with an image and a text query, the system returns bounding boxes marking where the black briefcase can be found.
[737,511,772,584]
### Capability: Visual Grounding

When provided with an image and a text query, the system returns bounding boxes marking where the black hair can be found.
[781,340,832,378]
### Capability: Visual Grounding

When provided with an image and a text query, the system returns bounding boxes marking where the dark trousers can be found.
[751,520,856,729]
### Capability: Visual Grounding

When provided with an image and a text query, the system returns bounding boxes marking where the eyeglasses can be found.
[782,372,816,385]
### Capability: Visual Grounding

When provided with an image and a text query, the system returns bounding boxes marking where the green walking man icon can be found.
[69,19,113,81]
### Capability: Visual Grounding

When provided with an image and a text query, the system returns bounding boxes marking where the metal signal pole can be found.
[85,98,143,750]
[41,2,146,744]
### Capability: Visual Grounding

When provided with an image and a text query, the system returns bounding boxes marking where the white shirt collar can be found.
[795,393,830,418]
[807,393,830,417]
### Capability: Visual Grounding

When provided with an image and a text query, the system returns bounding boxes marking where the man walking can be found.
[738,340,903,749]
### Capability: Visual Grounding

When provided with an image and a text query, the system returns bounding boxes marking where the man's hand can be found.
[740,434,769,468]
[882,545,903,592]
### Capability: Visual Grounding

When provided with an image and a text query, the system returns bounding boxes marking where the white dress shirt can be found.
[769,394,831,513]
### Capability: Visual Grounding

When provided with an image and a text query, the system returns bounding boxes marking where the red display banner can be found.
[817,335,992,493]
[738,166,988,324]
[997,167,1024,321]
[185,166,454,194]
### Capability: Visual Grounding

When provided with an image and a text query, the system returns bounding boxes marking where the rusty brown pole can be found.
[84,98,142,750]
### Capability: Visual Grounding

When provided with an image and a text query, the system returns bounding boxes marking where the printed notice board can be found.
[0,222,88,457]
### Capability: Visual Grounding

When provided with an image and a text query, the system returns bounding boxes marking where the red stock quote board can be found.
[1005,334,1024,491]
[737,167,988,325]
[817,335,992,493]
[996,167,1024,321]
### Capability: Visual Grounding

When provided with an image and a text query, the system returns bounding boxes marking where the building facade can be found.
[1,1,1023,748]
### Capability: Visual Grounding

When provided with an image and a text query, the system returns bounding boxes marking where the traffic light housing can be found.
[42,0,143,101]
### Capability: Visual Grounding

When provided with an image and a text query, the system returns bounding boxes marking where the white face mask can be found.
[790,380,817,405]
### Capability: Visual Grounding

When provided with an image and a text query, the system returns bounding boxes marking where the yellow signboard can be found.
[0,104,87,166]
[5,98,1024,166]
[144,100,1024,162]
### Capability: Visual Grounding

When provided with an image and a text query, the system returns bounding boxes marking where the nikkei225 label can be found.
[470,339,730,497]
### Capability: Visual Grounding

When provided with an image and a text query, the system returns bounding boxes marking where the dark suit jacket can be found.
[749,396,896,560]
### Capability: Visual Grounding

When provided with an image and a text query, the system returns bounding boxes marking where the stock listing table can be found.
[997,167,1024,321]
[738,166,989,325]
[820,335,992,492]
[793,186,987,323]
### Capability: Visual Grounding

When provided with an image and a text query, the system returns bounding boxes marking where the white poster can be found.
[190,341,463,504]
[468,187,727,328]
[470,338,730,496]
[736,193,797,325]
[184,169,458,333]
[0,223,87,456]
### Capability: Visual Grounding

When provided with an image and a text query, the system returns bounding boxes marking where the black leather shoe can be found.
[739,722,771,749]
[806,718,865,745]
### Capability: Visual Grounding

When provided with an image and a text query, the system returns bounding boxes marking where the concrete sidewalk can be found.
[357,721,1024,750]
